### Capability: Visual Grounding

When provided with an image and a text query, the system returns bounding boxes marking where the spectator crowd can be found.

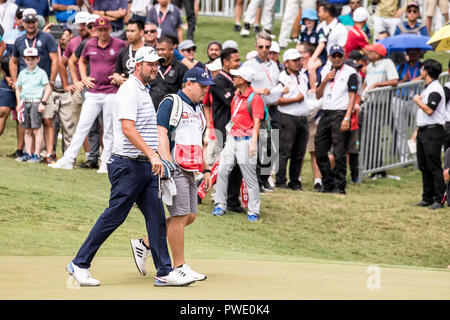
[0,0,450,220]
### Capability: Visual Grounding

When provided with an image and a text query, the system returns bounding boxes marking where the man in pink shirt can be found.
[50,17,127,173]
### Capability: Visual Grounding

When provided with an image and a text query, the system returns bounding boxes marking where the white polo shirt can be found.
[242,56,283,106]
[277,70,309,117]
[113,75,159,157]
[320,63,358,111]
[318,19,348,55]
[416,80,445,127]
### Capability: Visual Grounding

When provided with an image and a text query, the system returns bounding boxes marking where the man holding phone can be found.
[315,45,358,194]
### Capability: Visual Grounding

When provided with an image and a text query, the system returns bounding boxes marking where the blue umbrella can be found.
[379,34,433,52]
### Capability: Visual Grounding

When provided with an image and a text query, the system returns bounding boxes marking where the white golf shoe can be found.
[66,261,100,286]
[177,263,207,281]
[154,269,195,287]
[130,239,150,276]
[96,162,107,174]
[48,157,73,170]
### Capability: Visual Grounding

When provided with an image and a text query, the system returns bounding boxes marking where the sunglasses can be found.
[407,9,419,13]
[349,1,360,4]
[144,30,157,34]
[258,45,270,49]
[331,53,344,58]
[183,48,196,53]
[87,25,93,29]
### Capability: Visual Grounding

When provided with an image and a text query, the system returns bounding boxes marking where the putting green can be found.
[0,256,448,300]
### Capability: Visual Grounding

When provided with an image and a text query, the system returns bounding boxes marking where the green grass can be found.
[1,117,449,269]
[0,16,449,270]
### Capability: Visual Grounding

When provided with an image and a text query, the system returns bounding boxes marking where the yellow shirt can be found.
[375,0,401,18]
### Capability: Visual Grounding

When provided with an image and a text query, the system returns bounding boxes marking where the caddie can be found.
[131,67,213,281]
[66,46,195,287]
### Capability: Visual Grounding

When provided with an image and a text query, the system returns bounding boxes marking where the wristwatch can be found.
[40,100,47,106]
[344,117,351,122]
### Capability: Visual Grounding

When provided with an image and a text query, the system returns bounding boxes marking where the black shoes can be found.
[428,202,443,210]
[80,160,99,169]
[233,24,242,32]
[314,183,323,192]
[413,200,444,210]
[413,200,432,207]
[8,149,24,158]
[288,182,302,191]
[261,182,274,192]
[227,206,245,213]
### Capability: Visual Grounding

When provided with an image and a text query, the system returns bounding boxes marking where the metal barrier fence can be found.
[358,71,449,181]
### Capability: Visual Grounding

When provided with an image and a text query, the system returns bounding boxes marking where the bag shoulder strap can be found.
[163,93,183,131]
[246,92,255,119]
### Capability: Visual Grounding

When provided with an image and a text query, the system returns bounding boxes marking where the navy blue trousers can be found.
[73,155,172,277]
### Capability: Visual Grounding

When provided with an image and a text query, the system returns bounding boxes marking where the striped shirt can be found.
[112,75,158,157]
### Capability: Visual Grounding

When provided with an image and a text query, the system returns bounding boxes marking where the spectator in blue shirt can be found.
[397,48,422,83]
[15,0,49,24]
[393,2,428,36]
[52,0,80,23]
[92,0,128,32]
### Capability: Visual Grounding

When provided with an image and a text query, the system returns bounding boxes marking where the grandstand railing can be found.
[358,71,449,181]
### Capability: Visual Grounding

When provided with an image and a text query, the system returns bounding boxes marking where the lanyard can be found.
[231,96,245,121]
[0,3,8,22]
[158,64,172,79]
[260,62,273,86]
[25,36,37,49]
[219,70,233,84]
[329,65,344,92]
[406,65,419,80]
[157,8,169,27]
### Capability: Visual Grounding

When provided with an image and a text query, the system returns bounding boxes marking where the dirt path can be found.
[0,256,448,299]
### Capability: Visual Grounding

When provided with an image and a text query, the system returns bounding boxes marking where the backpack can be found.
[397,22,427,35]
[245,92,271,135]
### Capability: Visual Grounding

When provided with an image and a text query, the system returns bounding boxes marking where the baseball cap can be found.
[353,7,369,22]
[230,66,255,83]
[135,46,165,64]
[344,59,362,70]
[283,48,302,62]
[22,8,38,22]
[94,17,111,29]
[87,14,100,25]
[407,1,420,9]
[206,58,222,72]
[365,43,387,57]
[269,41,280,53]
[178,39,196,51]
[15,8,24,19]
[329,45,345,56]
[23,47,38,57]
[301,8,318,22]
[75,11,91,24]
[348,50,368,61]
[183,67,215,86]
[223,40,238,50]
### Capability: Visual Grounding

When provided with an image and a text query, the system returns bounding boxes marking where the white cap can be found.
[269,41,280,53]
[283,48,302,62]
[230,66,255,83]
[75,11,90,24]
[23,47,38,57]
[246,50,257,61]
[223,40,238,50]
[135,46,165,63]
[22,8,37,21]
[22,8,37,16]
[206,58,222,72]
[353,7,369,22]
[87,14,100,25]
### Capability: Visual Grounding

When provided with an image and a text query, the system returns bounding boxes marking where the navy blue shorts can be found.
[0,79,16,108]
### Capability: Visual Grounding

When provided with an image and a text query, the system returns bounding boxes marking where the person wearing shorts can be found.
[131,67,213,281]
[14,47,52,162]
